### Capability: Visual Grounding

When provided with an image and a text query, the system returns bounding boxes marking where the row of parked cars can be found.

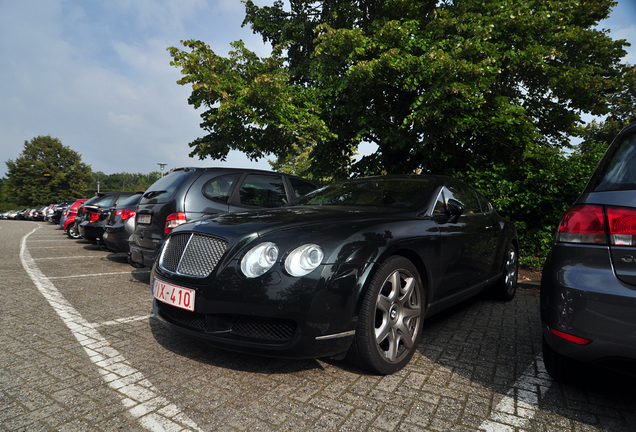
[3,123,636,379]
[2,204,71,222]
[7,168,320,269]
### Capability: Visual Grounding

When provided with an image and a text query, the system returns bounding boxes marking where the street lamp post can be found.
[158,163,167,178]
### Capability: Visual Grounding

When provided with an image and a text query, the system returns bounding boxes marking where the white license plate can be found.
[152,278,195,311]
[138,214,151,224]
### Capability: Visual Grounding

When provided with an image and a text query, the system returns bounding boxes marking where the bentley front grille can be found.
[159,232,227,277]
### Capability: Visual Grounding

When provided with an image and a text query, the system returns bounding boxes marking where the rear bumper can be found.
[129,243,158,268]
[540,244,636,371]
[79,222,105,242]
[102,230,129,253]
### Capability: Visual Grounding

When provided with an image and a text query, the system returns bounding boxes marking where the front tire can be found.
[495,243,518,301]
[67,224,81,239]
[348,256,424,375]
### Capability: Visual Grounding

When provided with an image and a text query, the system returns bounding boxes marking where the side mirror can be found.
[446,199,465,221]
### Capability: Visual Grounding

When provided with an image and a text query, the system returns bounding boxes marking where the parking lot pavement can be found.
[1,220,635,432]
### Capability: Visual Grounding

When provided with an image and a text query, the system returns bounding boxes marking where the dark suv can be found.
[541,122,636,382]
[129,167,317,268]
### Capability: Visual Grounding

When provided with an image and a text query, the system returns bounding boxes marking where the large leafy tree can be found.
[5,135,92,206]
[169,0,628,179]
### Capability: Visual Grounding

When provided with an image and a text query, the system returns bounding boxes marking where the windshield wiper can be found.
[143,190,167,199]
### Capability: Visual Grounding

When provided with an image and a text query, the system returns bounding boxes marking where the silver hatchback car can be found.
[541,122,636,382]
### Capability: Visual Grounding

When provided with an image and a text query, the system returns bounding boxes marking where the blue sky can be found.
[1,0,635,179]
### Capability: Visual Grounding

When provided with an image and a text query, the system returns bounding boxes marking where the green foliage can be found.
[169,0,628,179]
[0,178,18,211]
[88,171,162,193]
[4,136,92,207]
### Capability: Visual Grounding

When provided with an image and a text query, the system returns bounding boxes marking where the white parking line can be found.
[92,315,150,328]
[479,354,549,431]
[20,226,202,432]
[48,271,144,279]
[34,256,109,260]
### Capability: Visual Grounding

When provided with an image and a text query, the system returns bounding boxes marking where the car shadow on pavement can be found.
[105,252,128,264]
[131,268,150,284]
[413,288,636,430]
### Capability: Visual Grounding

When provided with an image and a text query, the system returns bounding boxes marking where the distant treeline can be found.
[87,171,162,195]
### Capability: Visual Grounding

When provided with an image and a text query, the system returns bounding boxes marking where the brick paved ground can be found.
[1,220,635,431]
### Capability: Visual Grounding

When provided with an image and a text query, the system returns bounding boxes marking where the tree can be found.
[169,0,628,179]
[4,136,92,206]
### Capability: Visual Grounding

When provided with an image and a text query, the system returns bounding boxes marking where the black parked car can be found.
[129,167,318,268]
[150,175,518,374]
[78,192,137,242]
[101,192,143,253]
[51,200,77,224]
[541,122,636,382]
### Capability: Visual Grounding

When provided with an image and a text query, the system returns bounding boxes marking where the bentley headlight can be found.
[284,244,324,277]
[241,242,279,278]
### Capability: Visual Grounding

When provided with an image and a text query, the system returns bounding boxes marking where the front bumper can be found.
[150,259,363,360]
[540,244,636,372]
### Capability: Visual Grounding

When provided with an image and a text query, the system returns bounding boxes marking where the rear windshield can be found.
[293,178,435,208]
[139,169,197,204]
[82,195,105,207]
[117,193,142,208]
[90,195,117,208]
[587,132,636,192]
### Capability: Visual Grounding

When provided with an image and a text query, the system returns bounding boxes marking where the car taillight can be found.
[557,205,636,246]
[88,212,100,223]
[556,205,606,245]
[115,210,136,221]
[606,207,636,246]
[165,212,186,234]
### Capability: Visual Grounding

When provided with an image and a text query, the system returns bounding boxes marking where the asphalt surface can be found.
[1,219,635,431]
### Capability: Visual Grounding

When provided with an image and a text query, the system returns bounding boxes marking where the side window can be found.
[445,184,481,214]
[289,178,316,198]
[202,173,241,202]
[477,193,493,213]
[240,174,287,208]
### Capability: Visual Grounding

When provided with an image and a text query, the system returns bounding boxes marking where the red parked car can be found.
[62,199,88,233]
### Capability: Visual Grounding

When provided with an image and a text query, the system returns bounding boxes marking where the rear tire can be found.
[542,336,583,384]
[347,256,424,375]
[495,243,518,301]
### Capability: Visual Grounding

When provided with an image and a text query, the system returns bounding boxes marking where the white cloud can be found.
[0,0,272,178]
